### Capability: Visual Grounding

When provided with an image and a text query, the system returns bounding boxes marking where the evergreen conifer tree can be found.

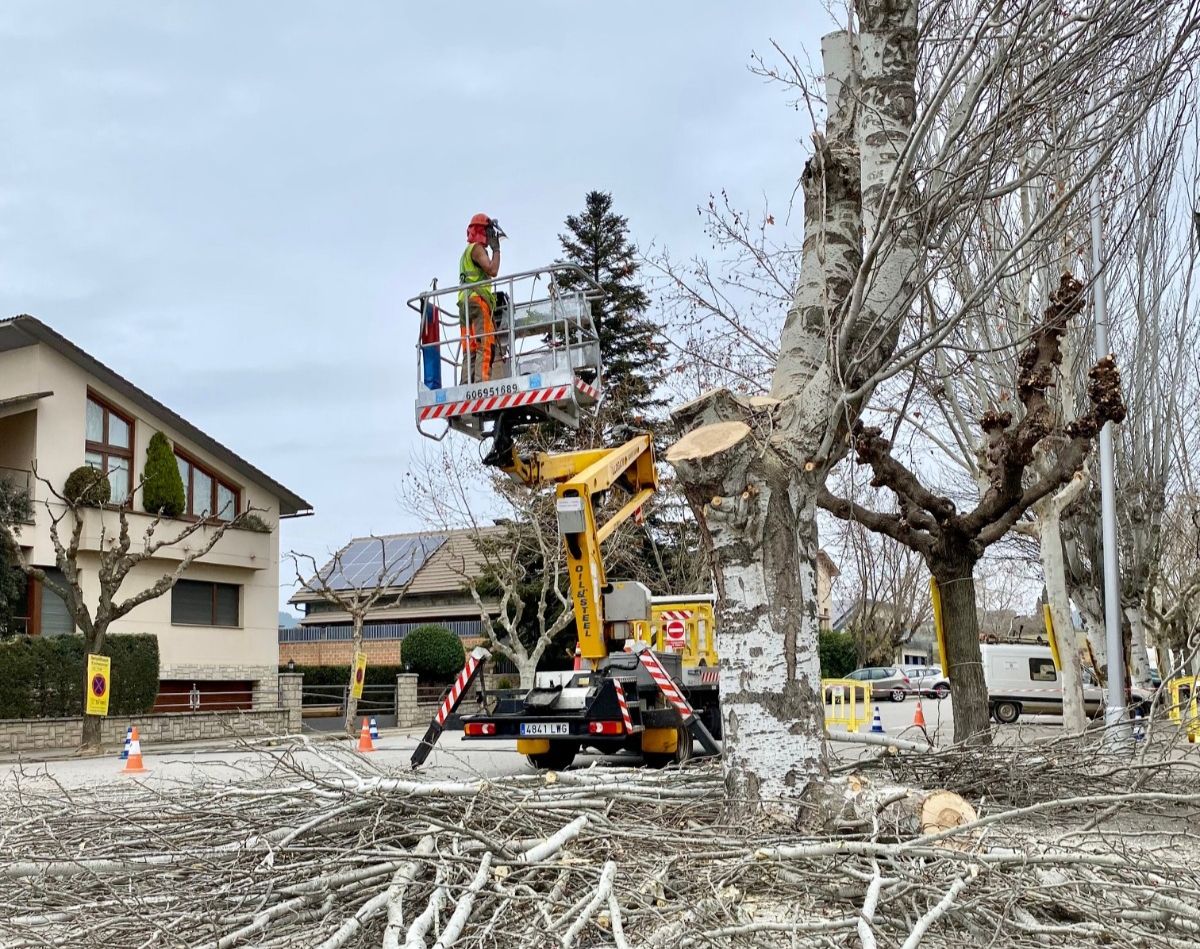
[142,432,186,518]
[557,191,666,441]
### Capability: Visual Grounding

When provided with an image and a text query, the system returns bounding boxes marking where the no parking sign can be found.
[351,651,368,699]
[86,654,111,716]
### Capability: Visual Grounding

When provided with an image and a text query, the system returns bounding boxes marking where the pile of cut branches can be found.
[1,735,1198,948]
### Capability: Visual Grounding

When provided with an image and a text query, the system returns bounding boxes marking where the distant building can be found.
[281,528,501,666]
[282,533,840,666]
[0,315,311,710]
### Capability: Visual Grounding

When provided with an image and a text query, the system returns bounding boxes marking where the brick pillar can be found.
[278,673,304,733]
[395,674,420,728]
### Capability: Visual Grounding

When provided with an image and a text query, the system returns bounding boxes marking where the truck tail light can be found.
[464,722,496,737]
[588,721,624,735]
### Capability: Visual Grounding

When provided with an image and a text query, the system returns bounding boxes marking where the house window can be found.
[84,393,133,504]
[1029,657,1058,683]
[174,452,240,520]
[171,580,241,627]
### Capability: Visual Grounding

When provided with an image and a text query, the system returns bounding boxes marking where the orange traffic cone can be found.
[121,726,149,774]
[356,718,375,753]
[913,700,927,729]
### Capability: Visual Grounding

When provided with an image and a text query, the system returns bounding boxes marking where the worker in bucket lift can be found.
[458,213,504,383]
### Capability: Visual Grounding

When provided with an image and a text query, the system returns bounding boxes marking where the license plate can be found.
[520,722,569,736]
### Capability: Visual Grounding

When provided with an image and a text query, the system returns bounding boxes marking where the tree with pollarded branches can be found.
[0,465,263,753]
[401,443,577,689]
[659,0,1196,807]
[288,537,426,734]
[820,275,1126,742]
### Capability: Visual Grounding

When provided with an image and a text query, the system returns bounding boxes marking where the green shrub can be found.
[401,625,465,681]
[142,432,186,517]
[0,634,159,718]
[819,629,858,679]
[63,465,110,506]
[235,512,273,533]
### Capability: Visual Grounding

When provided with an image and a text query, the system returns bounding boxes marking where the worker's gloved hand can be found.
[486,226,500,253]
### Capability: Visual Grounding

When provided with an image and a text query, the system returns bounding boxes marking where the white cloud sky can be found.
[0,1,827,607]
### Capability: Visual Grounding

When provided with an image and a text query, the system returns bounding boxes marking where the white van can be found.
[982,643,1149,724]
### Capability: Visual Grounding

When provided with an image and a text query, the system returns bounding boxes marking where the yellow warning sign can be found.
[350,651,367,700]
[86,654,112,717]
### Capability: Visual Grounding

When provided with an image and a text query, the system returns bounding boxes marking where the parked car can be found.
[983,644,1151,723]
[904,666,951,700]
[831,666,912,703]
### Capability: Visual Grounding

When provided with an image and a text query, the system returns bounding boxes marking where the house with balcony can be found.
[0,315,311,710]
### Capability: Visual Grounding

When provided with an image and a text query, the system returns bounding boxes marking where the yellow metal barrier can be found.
[1167,676,1198,742]
[823,678,870,733]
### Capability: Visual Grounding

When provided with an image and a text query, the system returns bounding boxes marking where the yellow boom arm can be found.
[502,435,658,661]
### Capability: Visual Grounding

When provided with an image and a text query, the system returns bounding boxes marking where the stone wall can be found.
[0,673,305,754]
[396,673,421,728]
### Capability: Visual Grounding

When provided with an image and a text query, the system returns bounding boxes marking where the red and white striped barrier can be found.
[436,647,488,726]
[613,679,636,734]
[658,610,693,622]
[630,642,722,756]
[574,378,600,401]
[412,646,490,769]
[635,648,696,721]
[419,385,569,421]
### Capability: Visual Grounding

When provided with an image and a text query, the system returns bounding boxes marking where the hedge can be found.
[0,634,159,719]
[401,625,465,681]
[819,630,858,680]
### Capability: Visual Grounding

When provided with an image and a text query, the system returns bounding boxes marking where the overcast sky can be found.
[0,2,826,608]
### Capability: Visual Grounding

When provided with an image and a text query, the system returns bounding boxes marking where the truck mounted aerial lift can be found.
[406,262,722,770]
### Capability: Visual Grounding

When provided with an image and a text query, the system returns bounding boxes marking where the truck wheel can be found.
[527,741,579,771]
[993,701,1021,724]
[644,725,692,768]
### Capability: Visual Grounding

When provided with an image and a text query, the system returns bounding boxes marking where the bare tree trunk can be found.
[932,558,991,744]
[344,615,364,736]
[669,412,827,809]
[80,624,108,754]
[514,655,538,691]
[1035,489,1088,734]
[1125,605,1153,691]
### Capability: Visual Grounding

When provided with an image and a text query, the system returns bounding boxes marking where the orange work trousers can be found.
[460,296,495,383]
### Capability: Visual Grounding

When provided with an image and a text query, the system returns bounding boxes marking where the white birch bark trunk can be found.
[1125,605,1153,691]
[1033,477,1088,734]
[666,0,918,817]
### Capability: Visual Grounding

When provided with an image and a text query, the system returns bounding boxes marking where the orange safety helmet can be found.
[467,212,490,243]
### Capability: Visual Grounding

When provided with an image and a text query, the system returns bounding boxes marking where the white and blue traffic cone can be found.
[118,725,133,760]
[369,717,381,742]
[1132,707,1146,742]
[870,706,885,734]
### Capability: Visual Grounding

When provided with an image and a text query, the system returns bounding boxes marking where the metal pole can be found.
[1089,162,1128,742]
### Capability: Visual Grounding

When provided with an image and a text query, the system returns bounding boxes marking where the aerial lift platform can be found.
[407,261,722,771]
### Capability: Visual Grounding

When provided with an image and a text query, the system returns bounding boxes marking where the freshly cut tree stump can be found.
[665,420,752,466]
[819,775,977,841]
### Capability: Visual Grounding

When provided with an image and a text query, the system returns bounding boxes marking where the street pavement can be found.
[0,697,1072,791]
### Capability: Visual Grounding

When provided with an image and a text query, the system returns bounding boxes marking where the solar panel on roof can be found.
[309,534,447,592]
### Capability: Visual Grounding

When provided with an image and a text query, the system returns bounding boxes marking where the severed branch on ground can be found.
[2,731,1199,949]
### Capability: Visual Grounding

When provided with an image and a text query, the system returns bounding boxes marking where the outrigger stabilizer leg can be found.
[629,641,722,757]
[410,646,491,769]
